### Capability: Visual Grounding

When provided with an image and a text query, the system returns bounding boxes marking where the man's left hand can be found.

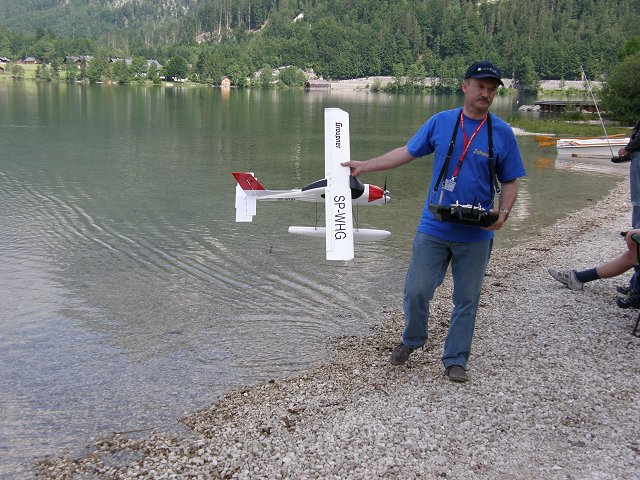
[482,210,508,231]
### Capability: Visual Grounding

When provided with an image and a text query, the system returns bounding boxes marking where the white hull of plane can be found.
[288,226,391,242]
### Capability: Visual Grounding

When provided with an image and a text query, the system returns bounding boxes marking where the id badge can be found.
[444,178,456,192]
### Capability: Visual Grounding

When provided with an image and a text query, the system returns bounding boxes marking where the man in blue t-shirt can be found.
[342,61,526,383]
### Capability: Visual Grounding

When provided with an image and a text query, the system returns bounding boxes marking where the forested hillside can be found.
[1,0,639,82]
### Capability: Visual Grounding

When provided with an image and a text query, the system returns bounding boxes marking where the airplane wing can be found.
[324,108,354,261]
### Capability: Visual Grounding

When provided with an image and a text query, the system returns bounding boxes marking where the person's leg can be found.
[595,230,640,279]
[442,239,492,369]
[401,233,450,349]
[629,204,640,291]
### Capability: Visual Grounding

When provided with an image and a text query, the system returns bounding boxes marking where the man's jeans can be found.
[402,232,492,368]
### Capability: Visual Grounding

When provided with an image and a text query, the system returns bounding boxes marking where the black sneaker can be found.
[616,293,640,309]
[389,342,413,365]
[616,285,633,295]
[444,365,469,383]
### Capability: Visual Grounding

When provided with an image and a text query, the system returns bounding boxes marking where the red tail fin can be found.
[232,172,266,191]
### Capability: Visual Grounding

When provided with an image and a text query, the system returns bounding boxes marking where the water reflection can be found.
[0,81,627,477]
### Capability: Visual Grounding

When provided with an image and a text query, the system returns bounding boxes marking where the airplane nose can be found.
[368,185,385,202]
[367,185,391,203]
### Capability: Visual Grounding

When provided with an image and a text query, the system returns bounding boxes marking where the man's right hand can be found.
[341,160,367,177]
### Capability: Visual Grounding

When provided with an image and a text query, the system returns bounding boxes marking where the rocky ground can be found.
[34,181,640,479]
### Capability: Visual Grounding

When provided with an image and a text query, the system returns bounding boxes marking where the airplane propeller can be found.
[383,175,389,204]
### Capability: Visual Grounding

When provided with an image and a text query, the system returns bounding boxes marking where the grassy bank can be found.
[508,116,632,137]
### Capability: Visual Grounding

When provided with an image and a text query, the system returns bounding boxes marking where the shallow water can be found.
[0,81,626,476]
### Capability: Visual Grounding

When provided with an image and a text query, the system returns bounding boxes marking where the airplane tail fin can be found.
[232,172,267,192]
[232,172,260,222]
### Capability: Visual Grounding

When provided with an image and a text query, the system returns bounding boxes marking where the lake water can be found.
[0,81,626,477]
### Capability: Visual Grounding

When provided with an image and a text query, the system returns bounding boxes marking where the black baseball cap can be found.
[464,61,504,86]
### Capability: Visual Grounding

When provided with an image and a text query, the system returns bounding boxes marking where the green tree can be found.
[35,64,51,80]
[64,61,78,82]
[87,56,110,82]
[50,59,60,80]
[435,56,466,92]
[391,63,405,91]
[278,65,305,86]
[618,36,640,60]
[406,61,426,91]
[131,56,147,82]
[111,60,131,84]
[9,63,24,78]
[515,56,540,94]
[258,64,273,88]
[601,52,640,124]
[33,38,55,63]
[163,55,189,81]
[228,62,250,87]
[147,63,161,84]
[78,58,88,81]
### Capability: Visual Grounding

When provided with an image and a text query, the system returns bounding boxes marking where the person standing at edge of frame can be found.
[614,117,640,308]
[342,61,526,383]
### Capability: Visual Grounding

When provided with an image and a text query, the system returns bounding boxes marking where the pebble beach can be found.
[34,180,640,479]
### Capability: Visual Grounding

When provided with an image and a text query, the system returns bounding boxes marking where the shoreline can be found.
[35,180,640,479]
[328,77,599,93]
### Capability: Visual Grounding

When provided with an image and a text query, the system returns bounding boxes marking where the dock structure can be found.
[534,100,599,113]
[304,79,331,91]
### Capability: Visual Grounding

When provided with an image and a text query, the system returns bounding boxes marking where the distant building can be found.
[109,57,132,66]
[0,56,10,63]
[20,57,41,64]
[64,55,93,65]
[304,79,331,91]
[146,59,162,70]
[219,76,232,88]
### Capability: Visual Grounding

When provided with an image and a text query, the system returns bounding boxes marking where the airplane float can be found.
[233,108,391,261]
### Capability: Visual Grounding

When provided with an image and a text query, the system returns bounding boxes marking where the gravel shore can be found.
[35,180,640,479]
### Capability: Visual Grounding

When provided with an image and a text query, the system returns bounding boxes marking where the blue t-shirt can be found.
[407,108,526,242]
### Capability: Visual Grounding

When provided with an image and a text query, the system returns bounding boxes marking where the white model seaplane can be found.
[233,108,391,261]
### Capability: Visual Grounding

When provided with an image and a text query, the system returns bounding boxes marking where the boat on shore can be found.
[556,136,630,157]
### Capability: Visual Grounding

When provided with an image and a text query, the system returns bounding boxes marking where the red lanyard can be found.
[451,112,487,179]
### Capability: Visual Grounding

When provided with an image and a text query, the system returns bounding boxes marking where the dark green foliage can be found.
[0,0,639,92]
[257,64,274,88]
[86,56,110,83]
[111,60,131,84]
[601,52,640,124]
[147,63,161,84]
[9,63,25,78]
[64,61,78,82]
[163,55,189,81]
[618,36,640,60]
[35,64,51,80]
[278,66,305,86]
[515,57,541,95]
